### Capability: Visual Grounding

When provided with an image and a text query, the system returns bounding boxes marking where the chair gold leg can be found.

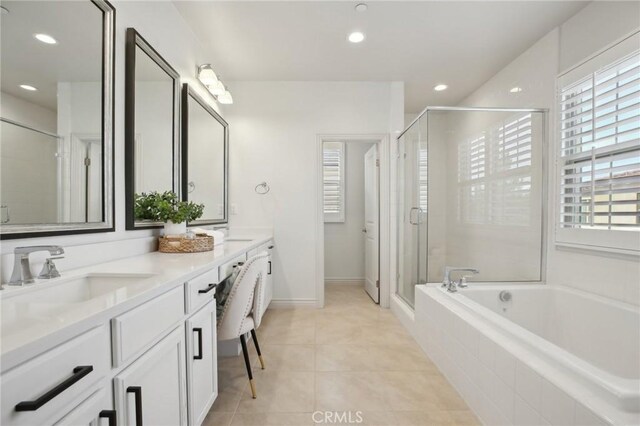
[249,379,257,399]
[258,354,266,370]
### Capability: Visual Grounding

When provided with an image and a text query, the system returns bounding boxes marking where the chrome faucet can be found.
[442,266,479,293]
[8,245,65,286]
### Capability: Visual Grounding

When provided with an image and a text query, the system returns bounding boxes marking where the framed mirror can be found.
[181,84,228,225]
[0,0,115,239]
[125,28,180,229]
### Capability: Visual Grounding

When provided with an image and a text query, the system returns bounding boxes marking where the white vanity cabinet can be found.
[113,325,188,426]
[1,237,274,426]
[185,300,217,425]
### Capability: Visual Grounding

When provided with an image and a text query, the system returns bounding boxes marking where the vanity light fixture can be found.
[197,63,233,104]
[433,84,448,91]
[34,33,57,44]
[348,32,365,43]
[510,86,523,93]
[197,64,219,86]
[217,89,233,105]
[208,79,226,96]
[19,84,37,91]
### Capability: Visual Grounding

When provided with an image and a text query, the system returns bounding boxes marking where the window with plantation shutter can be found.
[557,32,640,253]
[323,142,345,222]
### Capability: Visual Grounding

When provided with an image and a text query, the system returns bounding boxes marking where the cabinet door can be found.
[114,326,187,426]
[186,301,217,426]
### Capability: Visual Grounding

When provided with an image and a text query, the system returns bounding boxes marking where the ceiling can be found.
[0,1,103,111]
[174,1,588,113]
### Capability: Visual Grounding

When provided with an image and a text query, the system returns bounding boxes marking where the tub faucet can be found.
[443,266,479,292]
[8,245,65,286]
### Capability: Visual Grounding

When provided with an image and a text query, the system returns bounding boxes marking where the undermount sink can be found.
[1,273,156,335]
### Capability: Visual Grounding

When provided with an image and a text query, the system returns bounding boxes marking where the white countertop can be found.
[0,235,273,372]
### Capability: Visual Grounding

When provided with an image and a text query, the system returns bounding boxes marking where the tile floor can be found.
[204,284,479,426]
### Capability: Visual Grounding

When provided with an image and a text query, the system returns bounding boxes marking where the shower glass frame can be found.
[396,106,548,308]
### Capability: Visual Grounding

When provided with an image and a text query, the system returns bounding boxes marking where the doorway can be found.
[317,135,388,307]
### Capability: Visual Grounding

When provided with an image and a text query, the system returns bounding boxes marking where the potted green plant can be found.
[134,191,204,235]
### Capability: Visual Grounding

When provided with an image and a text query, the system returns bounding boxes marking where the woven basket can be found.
[158,235,214,253]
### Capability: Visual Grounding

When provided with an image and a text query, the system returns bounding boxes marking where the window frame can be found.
[323,141,346,223]
[555,31,640,255]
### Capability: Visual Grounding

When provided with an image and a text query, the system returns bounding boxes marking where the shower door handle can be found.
[409,207,422,225]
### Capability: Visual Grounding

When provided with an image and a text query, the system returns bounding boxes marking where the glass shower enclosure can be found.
[396,107,547,307]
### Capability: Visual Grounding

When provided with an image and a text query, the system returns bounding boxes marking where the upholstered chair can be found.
[217,252,269,398]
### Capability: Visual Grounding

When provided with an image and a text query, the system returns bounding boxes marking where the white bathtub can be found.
[414,284,640,425]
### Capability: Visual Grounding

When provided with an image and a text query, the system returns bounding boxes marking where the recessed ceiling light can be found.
[510,86,523,93]
[20,84,37,91]
[348,32,365,43]
[355,3,368,12]
[34,33,57,44]
[1,6,9,14]
[433,84,448,91]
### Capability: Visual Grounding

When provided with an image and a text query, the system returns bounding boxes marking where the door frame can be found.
[315,134,391,308]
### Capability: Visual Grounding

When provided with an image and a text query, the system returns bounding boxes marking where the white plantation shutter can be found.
[323,142,345,222]
[557,33,640,252]
[418,148,428,211]
[457,113,533,226]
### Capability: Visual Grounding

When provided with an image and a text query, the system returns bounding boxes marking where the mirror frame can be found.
[125,27,181,230]
[0,0,116,240]
[181,84,229,226]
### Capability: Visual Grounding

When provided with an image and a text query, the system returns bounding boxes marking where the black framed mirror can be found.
[125,27,181,230]
[0,0,115,239]
[181,84,228,225]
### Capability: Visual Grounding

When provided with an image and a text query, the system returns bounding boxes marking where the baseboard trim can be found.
[324,278,365,286]
[268,299,317,309]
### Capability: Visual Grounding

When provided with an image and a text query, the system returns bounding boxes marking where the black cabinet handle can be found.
[126,386,143,426]
[15,365,93,412]
[268,260,272,275]
[193,327,203,360]
[198,283,217,294]
[99,409,117,426]
[268,245,274,249]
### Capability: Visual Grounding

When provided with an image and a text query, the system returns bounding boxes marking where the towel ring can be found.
[254,182,270,195]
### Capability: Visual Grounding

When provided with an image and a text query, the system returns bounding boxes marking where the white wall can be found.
[324,141,374,282]
[455,2,640,305]
[225,81,399,303]
[0,1,221,283]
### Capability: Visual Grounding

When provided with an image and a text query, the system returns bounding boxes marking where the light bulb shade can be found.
[217,90,233,104]
[208,79,226,96]
[197,65,218,86]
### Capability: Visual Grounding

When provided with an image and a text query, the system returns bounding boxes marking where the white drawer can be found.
[0,326,110,426]
[54,384,111,426]
[219,254,246,280]
[111,286,184,367]
[185,268,219,314]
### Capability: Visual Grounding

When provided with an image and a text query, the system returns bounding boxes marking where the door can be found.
[186,301,217,426]
[364,144,379,303]
[114,326,187,426]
